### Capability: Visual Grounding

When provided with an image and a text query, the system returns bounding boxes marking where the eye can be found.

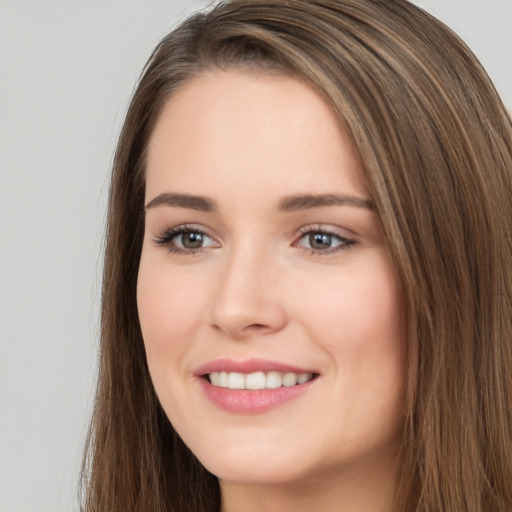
[295,228,354,254]
[153,225,219,254]
[174,231,210,250]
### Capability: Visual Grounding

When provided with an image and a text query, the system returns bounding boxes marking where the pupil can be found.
[310,233,331,249]
[183,232,203,249]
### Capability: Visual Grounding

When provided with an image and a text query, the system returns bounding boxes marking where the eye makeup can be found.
[152,222,356,257]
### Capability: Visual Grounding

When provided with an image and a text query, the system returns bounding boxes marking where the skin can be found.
[137,70,407,512]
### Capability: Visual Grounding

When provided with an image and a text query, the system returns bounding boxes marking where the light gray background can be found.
[0,1,510,511]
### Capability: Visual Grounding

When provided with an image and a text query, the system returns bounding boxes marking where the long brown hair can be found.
[80,1,512,510]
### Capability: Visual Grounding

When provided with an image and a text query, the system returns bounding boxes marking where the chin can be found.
[201,453,315,486]
[179,429,314,484]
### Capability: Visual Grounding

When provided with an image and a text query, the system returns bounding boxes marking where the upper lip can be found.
[194,358,318,376]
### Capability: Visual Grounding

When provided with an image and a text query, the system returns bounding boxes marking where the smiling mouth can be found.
[206,371,317,390]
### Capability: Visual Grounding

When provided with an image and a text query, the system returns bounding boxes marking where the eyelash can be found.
[295,225,355,255]
[153,224,213,255]
[152,224,355,256]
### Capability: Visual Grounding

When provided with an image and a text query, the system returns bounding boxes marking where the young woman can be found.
[80,1,512,511]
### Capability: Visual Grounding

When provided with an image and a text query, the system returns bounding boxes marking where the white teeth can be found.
[297,373,311,384]
[266,371,282,389]
[228,372,245,389]
[210,372,221,386]
[282,372,298,387]
[245,371,266,390]
[208,371,314,390]
[219,371,229,388]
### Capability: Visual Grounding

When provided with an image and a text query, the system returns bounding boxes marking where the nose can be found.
[208,245,288,339]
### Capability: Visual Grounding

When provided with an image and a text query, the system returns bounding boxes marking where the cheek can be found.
[136,257,208,362]
[296,258,404,349]
[136,257,214,424]
[293,256,406,416]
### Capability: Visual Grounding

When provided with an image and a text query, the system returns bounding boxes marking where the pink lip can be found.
[194,358,316,376]
[194,358,319,414]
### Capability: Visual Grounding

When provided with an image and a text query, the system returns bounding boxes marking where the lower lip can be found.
[198,377,316,413]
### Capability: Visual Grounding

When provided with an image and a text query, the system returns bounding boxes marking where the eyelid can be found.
[152,223,356,256]
[152,224,220,254]
[296,223,356,237]
[293,224,356,255]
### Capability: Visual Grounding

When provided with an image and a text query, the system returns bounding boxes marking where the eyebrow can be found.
[278,193,374,212]
[145,192,374,213]
[145,193,217,212]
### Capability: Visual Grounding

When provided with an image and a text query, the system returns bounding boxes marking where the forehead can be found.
[145,70,368,203]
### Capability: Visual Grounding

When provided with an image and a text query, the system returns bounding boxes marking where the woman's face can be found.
[137,70,406,488]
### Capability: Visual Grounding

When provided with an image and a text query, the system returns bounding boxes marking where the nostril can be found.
[208,297,288,338]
